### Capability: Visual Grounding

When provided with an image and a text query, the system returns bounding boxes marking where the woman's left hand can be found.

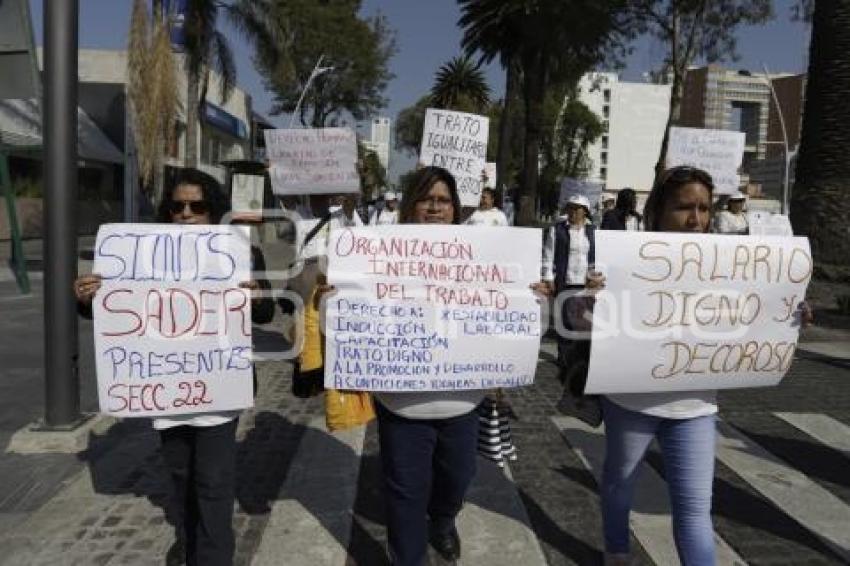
[585,270,606,294]
[530,280,553,304]
[239,280,264,303]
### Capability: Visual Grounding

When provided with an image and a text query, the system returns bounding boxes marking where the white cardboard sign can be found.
[419,108,489,207]
[264,128,360,195]
[585,231,812,394]
[231,173,264,221]
[667,127,746,195]
[325,225,541,391]
[92,224,254,417]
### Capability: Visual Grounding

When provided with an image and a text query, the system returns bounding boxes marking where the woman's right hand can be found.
[74,274,102,304]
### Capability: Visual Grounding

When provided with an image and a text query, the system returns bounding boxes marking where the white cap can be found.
[565,194,591,212]
[728,193,747,201]
[384,191,398,201]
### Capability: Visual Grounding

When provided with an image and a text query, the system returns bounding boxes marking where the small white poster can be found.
[264,128,360,195]
[231,174,264,221]
[419,108,489,207]
[585,231,812,394]
[92,224,254,417]
[667,127,746,195]
[325,225,541,391]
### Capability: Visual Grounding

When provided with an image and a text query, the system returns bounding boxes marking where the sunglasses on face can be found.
[168,200,209,215]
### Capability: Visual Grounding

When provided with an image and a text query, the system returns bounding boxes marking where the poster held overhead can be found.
[585,231,812,394]
[419,108,489,207]
[264,127,360,195]
[92,224,255,417]
[666,127,746,195]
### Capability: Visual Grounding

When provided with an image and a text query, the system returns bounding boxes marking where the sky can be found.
[27,0,811,182]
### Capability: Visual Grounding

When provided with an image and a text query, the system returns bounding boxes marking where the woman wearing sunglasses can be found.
[74,168,273,566]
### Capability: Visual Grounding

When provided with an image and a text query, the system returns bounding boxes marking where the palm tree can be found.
[459,0,634,225]
[127,0,180,192]
[430,55,491,112]
[790,1,850,267]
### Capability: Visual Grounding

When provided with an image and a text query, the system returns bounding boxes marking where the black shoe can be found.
[429,527,461,561]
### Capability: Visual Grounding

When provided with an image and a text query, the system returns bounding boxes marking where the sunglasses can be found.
[168,200,209,215]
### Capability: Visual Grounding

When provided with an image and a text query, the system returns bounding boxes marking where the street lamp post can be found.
[761,63,791,215]
[289,54,334,128]
[43,0,83,428]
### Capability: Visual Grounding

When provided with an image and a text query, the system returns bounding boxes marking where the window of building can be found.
[600,167,607,179]
[601,135,608,149]
[603,89,611,103]
[601,152,608,165]
[603,105,610,118]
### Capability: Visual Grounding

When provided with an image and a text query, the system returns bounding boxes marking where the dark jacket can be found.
[601,209,641,231]
[553,222,596,293]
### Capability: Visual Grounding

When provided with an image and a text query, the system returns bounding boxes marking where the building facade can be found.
[362,116,391,172]
[575,72,671,199]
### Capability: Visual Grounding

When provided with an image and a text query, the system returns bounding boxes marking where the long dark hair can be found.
[615,187,641,223]
[643,166,714,232]
[156,167,229,224]
[398,166,461,224]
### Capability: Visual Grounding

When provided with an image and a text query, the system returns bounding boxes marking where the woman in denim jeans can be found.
[599,166,719,565]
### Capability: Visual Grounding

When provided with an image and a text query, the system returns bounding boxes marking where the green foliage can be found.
[430,55,491,112]
[394,95,431,157]
[357,141,387,194]
[250,0,396,127]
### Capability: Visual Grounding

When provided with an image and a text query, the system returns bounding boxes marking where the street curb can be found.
[6,414,116,455]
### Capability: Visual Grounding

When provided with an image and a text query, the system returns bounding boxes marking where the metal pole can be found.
[762,63,790,215]
[43,0,82,428]
[289,54,325,128]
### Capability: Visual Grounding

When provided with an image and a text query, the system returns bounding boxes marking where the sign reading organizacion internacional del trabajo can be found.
[325,225,542,392]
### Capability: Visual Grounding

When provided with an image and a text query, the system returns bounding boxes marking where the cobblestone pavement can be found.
[1,278,849,565]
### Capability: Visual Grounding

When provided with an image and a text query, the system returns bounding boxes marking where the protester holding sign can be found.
[596,166,809,566]
[712,192,749,235]
[465,187,508,226]
[319,165,548,565]
[73,168,273,566]
[542,195,604,382]
[601,188,642,231]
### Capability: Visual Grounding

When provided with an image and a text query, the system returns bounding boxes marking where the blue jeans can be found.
[600,398,717,565]
[376,402,479,566]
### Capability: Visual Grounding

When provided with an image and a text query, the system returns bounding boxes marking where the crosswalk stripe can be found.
[773,412,850,460]
[251,417,366,566]
[456,460,549,565]
[552,416,747,566]
[716,421,850,563]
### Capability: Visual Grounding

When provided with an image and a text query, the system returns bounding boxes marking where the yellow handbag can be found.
[325,389,376,432]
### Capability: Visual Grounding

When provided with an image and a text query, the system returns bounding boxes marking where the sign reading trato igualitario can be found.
[419,109,490,207]
[325,225,541,391]
[92,224,254,417]
[585,231,812,394]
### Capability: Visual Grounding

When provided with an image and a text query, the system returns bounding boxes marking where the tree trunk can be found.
[497,56,520,194]
[655,67,686,179]
[517,52,545,226]
[185,71,199,168]
[791,1,850,267]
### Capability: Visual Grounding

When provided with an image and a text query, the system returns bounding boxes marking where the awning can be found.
[0,98,124,164]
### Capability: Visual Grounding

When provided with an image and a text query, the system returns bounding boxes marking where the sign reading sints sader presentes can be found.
[585,231,812,394]
[326,225,541,391]
[420,109,489,207]
[93,224,254,417]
